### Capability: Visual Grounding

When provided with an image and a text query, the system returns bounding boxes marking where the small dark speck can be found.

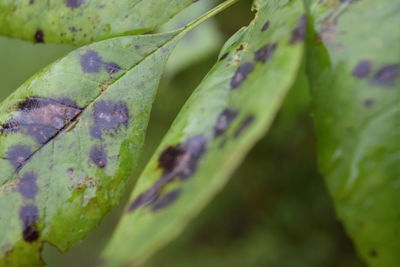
[69,26,78,32]
[65,0,84,9]
[219,52,229,61]
[29,0,35,4]
[214,108,238,137]
[234,116,255,138]
[261,21,270,32]
[364,99,374,108]
[371,64,400,87]
[19,205,39,242]
[290,15,306,44]
[90,146,107,168]
[352,61,371,79]
[369,250,378,258]
[230,62,255,89]
[18,172,38,200]
[151,189,182,211]
[134,45,141,49]
[104,62,121,74]
[80,50,103,73]
[254,43,277,63]
[34,29,44,43]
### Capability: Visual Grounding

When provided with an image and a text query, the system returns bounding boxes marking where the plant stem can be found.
[179,0,240,36]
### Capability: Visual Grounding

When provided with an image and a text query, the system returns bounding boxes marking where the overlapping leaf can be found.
[0,0,193,45]
[307,0,400,266]
[103,0,306,266]
[0,31,180,266]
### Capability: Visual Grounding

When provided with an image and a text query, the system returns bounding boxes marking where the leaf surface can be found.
[0,0,193,45]
[0,31,180,266]
[103,0,306,266]
[307,0,400,266]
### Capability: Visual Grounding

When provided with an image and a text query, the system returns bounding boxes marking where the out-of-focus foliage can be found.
[307,0,400,266]
[0,0,193,45]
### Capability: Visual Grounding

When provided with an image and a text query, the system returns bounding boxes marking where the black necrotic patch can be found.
[234,116,255,138]
[371,64,400,87]
[0,97,82,144]
[34,29,44,43]
[90,146,107,168]
[65,0,84,9]
[230,62,255,89]
[80,50,103,73]
[219,52,229,61]
[352,60,371,79]
[151,189,182,212]
[18,172,38,199]
[214,108,238,137]
[90,100,130,139]
[6,145,32,171]
[290,15,307,44]
[19,205,39,242]
[261,21,270,32]
[254,43,277,63]
[128,135,208,212]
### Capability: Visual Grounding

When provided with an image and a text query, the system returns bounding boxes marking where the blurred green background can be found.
[0,1,366,266]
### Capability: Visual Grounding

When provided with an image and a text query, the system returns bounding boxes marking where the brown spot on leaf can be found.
[291,15,306,44]
[214,108,238,137]
[0,97,82,144]
[90,146,107,168]
[90,100,130,139]
[18,172,38,199]
[34,29,44,43]
[19,205,39,242]
[129,135,207,212]
[371,64,400,87]
[352,61,371,79]
[6,145,32,171]
[151,189,182,212]
[254,43,277,63]
[234,116,255,138]
[230,62,254,89]
[65,0,84,9]
[364,99,374,108]
[369,249,378,258]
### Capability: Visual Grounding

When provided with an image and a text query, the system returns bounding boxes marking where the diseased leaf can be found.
[103,0,306,266]
[0,0,193,45]
[0,31,180,266]
[307,0,400,266]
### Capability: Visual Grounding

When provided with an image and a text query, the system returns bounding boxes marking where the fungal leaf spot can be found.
[18,172,38,200]
[19,205,39,242]
[254,43,277,63]
[0,97,82,144]
[90,100,130,139]
[214,108,238,137]
[230,62,255,89]
[290,15,306,44]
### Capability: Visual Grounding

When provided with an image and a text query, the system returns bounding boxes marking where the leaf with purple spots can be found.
[0,30,183,265]
[103,0,305,265]
[0,0,194,45]
[307,0,400,266]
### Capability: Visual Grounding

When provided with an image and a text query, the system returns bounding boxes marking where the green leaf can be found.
[0,0,193,45]
[0,31,180,266]
[103,0,306,266]
[307,0,400,266]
